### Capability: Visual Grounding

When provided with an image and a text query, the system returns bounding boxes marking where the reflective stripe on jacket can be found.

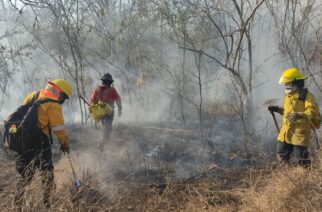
[23,90,68,145]
[277,89,320,147]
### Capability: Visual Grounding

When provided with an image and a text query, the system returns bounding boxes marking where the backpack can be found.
[311,111,322,129]
[299,88,321,129]
[2,92,58,154]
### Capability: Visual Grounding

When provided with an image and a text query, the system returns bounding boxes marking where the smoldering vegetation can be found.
[0,119,274,211]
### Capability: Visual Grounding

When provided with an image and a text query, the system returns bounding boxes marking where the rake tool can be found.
[66,153,81,188]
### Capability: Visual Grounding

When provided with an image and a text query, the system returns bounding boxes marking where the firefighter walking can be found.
[90,73,122,138]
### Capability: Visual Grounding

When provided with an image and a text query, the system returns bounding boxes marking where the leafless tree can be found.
[150,0,266,153]
[267,0,322,92]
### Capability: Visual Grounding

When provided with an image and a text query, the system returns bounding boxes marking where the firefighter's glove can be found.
[60,142,70,154]
[268,105,283,115]
[286,112,305,122]
[118,110,122,117]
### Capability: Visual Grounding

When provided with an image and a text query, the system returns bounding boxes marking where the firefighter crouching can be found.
[14,79,71,208]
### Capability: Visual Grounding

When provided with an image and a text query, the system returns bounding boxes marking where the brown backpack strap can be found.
[34,98,58,145]
[48,123,53,144]
[28,91,41,104]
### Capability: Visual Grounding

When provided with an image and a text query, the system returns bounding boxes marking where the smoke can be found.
[2,1,322,200]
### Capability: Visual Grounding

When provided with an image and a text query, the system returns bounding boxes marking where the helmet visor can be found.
[279,76,293,84]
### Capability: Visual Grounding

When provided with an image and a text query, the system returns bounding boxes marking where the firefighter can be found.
[90,73,122,138]
[268,68,321,166]
[14,79,71,208]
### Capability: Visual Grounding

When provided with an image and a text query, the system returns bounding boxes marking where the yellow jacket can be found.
[277,89,320,147]
[23,91,68,146]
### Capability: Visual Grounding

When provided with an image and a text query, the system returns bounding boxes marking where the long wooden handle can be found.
[67,153,77,179]
[79,95,90,106]
[307,117,320,149]
[271,111,280,133]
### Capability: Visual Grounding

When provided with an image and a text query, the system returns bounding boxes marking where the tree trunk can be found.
[0,0,5,9]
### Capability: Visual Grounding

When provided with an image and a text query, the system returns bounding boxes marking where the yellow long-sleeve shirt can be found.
[23,91,68,145]
[277,89,321,147]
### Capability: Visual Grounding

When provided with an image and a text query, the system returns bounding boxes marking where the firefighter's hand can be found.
[286,112,304,122]
[60,142,70,154]
[118,110,122,117]
[268,105,283,114]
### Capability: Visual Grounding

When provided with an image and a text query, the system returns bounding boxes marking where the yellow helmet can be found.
[49,79,72,98]
[279,68,306,84]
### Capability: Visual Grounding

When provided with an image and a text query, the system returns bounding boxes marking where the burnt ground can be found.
[0,122,271,211]
[65,122,261,185]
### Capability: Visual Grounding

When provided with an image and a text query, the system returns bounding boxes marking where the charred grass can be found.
[1,123,322,211]
[2,154,322,211]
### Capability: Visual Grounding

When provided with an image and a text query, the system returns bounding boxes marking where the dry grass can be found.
[108,157,322,212]
[1,123,322,211]
[241,161,322,211]
[2,156,322,211]
[0,165,109,211]
[104,166,264,211]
